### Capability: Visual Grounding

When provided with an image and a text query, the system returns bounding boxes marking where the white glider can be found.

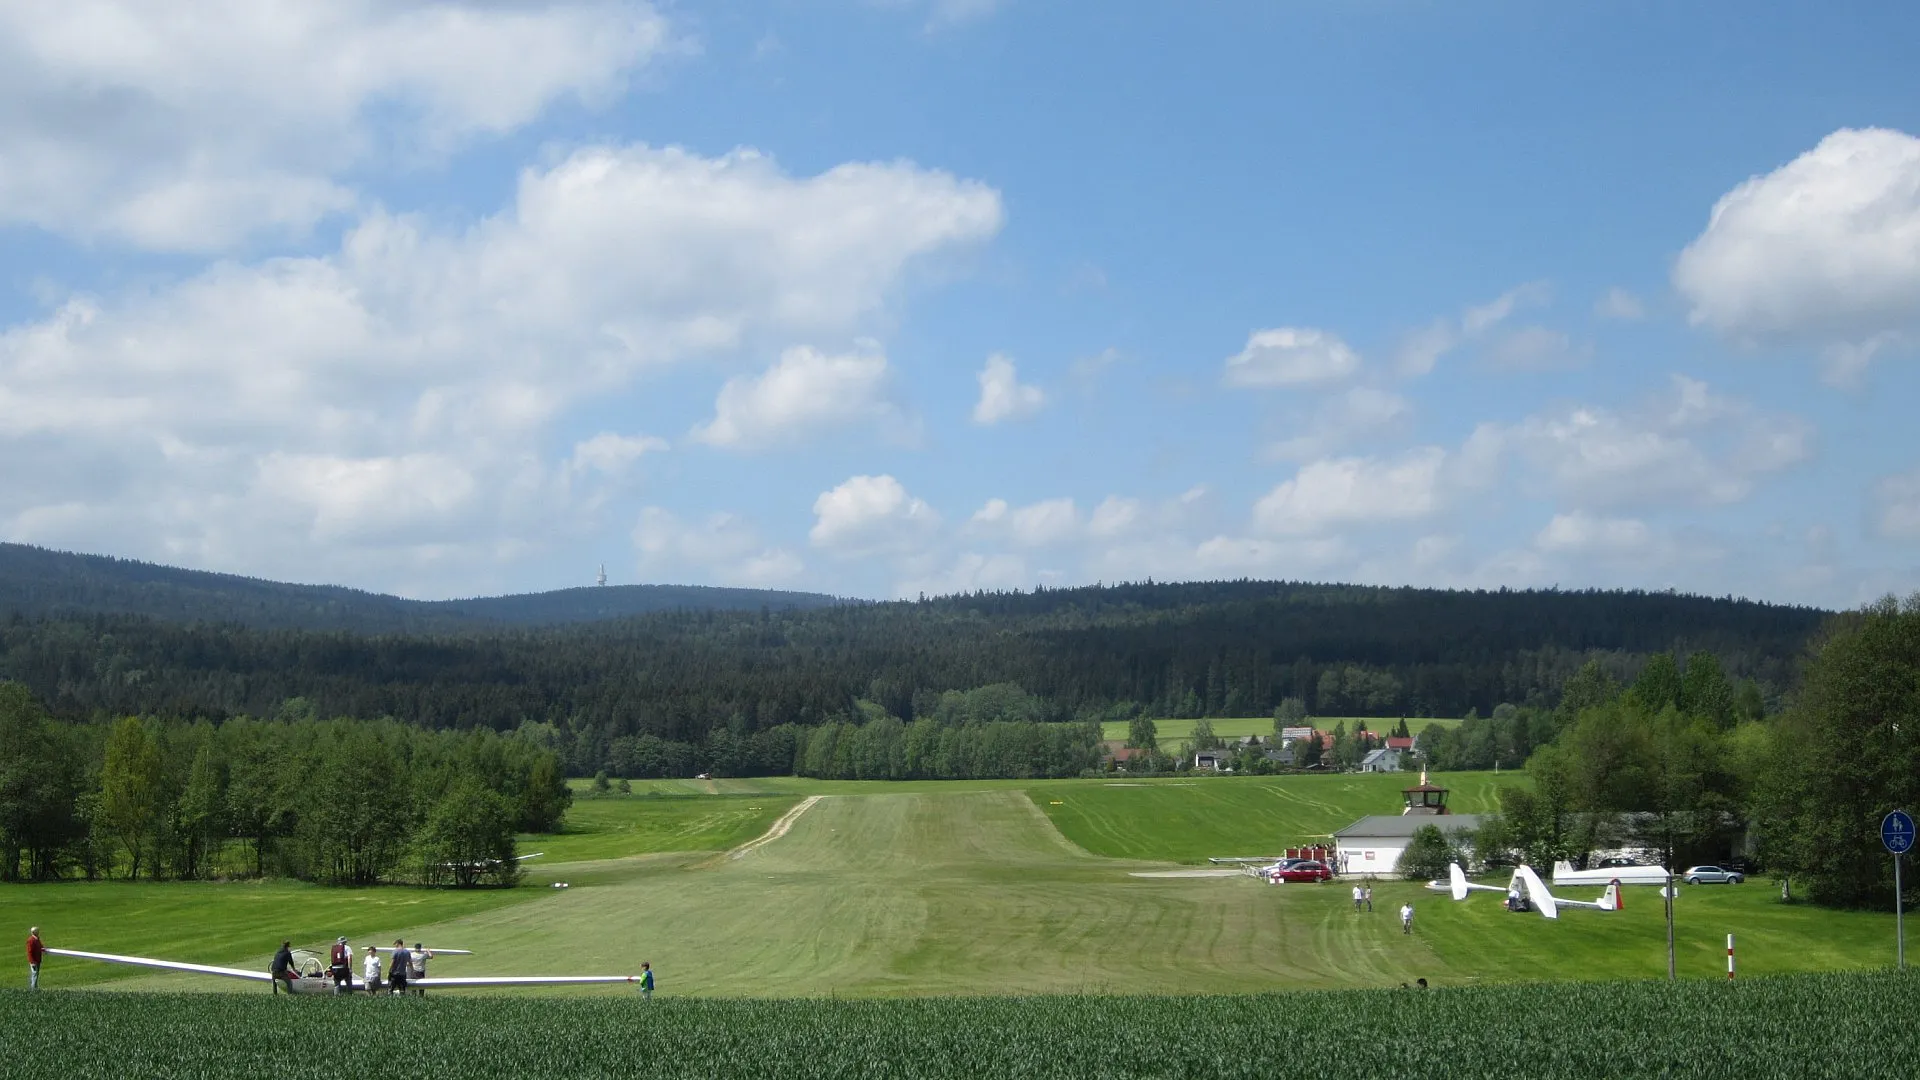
[1426,863,1620,920]
[45,947,644,994]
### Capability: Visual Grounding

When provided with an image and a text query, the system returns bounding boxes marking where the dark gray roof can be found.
[1332,814,1484,839]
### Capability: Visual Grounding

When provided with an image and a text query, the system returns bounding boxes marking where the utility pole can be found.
[1665,866,1676,980]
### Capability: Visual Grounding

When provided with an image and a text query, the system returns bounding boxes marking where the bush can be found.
[1399,824,1458,881]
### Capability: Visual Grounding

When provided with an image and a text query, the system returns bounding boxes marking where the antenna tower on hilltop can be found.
[596,563,607,587]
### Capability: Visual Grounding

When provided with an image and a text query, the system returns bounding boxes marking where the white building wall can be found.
[1335,839,1409,875]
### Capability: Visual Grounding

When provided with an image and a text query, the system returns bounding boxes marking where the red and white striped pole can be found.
[1726,933,1735,982]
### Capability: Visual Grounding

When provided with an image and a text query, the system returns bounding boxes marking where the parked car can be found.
[1271,860,1334,883]
[1683,865,1745,885]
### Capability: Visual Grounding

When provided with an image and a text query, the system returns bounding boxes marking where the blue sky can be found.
[3,2,1919,606]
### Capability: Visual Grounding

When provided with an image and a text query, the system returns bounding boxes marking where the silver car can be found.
[1683,865,1745,885]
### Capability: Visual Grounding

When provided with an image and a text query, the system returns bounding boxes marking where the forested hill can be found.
[0,576,1828,743]
[0,543,842,632]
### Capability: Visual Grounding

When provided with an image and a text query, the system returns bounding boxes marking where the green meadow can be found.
[524,792,801,864]
[1029,770,1519,862]
[3,772,1902,998]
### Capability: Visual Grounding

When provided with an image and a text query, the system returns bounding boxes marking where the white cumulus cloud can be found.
[1223,328,1360,388]
[1485,376,1811,509]
[1674,127,1920,375]
[1252,448,1449,536]
[810,475,941,556]
[971,353,1046,424]
[0,143,1000,590]
[693,346,904,449]
[0,0,674,250]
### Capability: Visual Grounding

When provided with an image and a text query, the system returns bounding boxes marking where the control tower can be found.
[1400,769,1450,815]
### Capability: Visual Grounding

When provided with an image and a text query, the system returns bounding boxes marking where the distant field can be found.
[1027,771,1522,863]
[1099,716,1462,743]
[527,793,801,864]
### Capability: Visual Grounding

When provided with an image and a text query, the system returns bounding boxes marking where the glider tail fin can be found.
[1449,861,1469,902]
[1602,879,1622,911]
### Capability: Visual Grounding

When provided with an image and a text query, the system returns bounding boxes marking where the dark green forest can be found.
[0,542,840,632]
[0,579,1826,778]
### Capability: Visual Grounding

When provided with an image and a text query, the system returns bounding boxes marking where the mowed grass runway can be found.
[5,773,1902,996]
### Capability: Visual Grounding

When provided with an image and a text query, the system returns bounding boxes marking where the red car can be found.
[1269,860,1334,883]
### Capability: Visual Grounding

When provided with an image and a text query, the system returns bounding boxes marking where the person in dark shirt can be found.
[270,941,297,994]
[329,937,353,994]
[388,940,411,995]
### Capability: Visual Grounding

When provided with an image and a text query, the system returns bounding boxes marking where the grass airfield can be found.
[3,772,1901,996]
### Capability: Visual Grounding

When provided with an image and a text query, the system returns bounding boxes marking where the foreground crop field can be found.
[5,972,1916,1079]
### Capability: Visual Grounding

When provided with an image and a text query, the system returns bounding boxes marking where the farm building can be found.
[1359,747,1404,772]
[1332,814,1483,875]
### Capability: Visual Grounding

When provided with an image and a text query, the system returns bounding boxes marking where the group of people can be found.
[1349,884,1416,933]
[270,937,434,995]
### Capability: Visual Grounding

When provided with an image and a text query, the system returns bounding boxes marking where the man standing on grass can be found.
[639,962,654,1001]
[329,937,353,994]
[1352,883,1364,912]
[26,927,44,990]
[270,940,297,994]
[363,946,382,994]
[1400,902,1414,934]
[411,943,430,996]
[1364,883,1373,912]
[389,941,411,996]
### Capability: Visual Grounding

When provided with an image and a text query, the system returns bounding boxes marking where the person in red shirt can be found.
[27,927,44,990]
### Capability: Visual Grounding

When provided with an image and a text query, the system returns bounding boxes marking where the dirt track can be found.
[728,795,823,860]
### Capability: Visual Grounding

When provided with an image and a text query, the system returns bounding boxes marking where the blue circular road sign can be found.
[1885,811,1916,855]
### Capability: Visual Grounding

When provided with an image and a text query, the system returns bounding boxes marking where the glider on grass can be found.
[1426,862,1621,919]
[44,946,646,994]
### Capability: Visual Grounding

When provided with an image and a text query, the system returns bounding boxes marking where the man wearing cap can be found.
[329,936,353,994]
[26,927,44,990]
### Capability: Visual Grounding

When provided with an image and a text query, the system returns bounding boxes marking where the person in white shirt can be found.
[363,946,383,993]
[1400,902,1415,934]
[1351,884,1364,912]
[411,943,430,996]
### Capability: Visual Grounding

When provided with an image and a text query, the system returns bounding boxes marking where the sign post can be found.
[1883,810,1914,971]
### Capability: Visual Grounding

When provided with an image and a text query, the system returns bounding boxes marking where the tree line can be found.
[0,684,570,886]
[1427,597,1917,909]
[0,583,1823,765]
